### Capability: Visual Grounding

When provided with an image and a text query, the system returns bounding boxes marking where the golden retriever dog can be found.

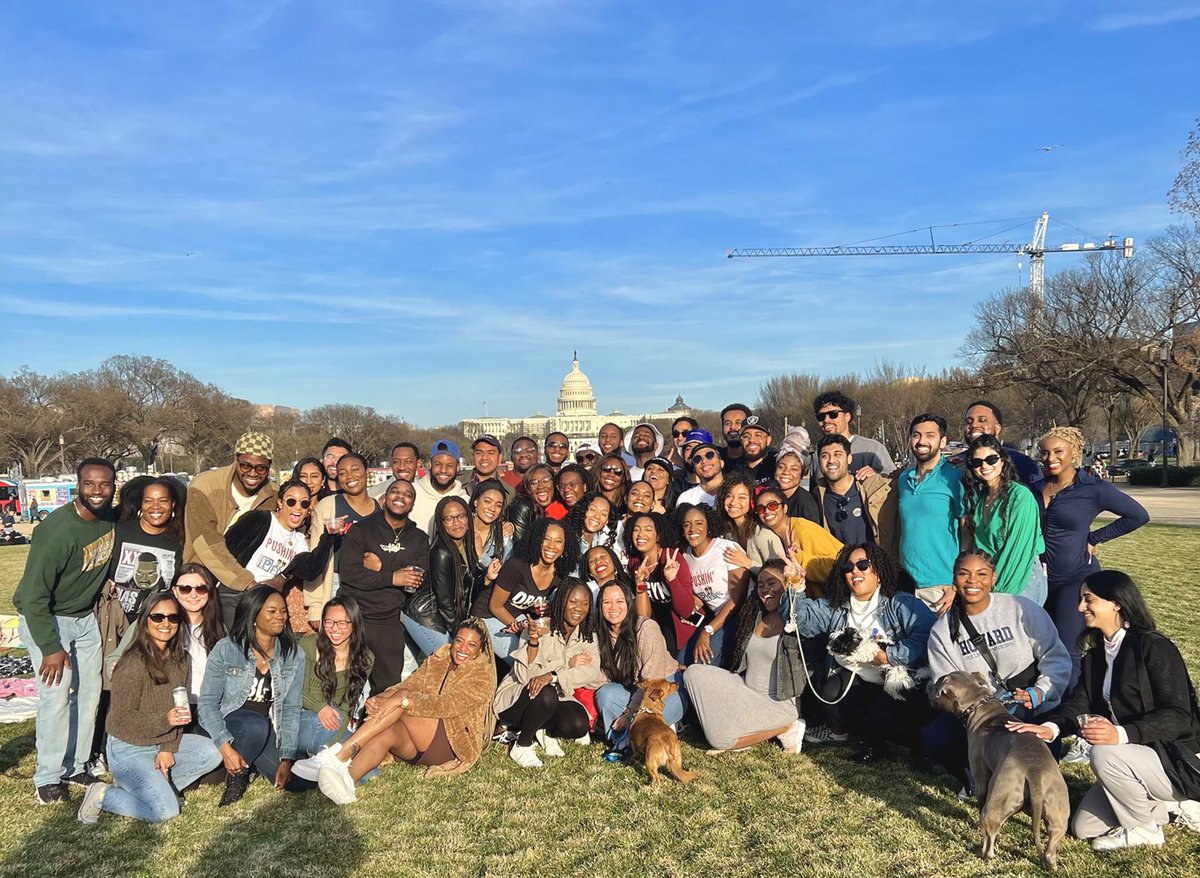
[628,679,697,784]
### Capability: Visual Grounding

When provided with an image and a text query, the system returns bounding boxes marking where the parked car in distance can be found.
[1107,458,1154,478]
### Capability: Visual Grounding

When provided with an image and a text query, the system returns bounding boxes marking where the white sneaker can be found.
[1090,824,1165,851]
[509,743,543,768]
[535,730,565,758]
[86,756,109,779]
[957,786,974,801]
[1174,799,1200,832]
[76,782,107,825]
[777,719,806,755]
[573,732,592,746]
[292,743,343,782]
[1061,736,1092,764]
[317,759,357,805]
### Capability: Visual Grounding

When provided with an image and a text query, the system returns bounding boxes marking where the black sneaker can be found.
[35,783,69,804]
[218,769,250,807]
[65,771,102,788]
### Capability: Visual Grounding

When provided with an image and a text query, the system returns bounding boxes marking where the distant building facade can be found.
[461,354,692,451]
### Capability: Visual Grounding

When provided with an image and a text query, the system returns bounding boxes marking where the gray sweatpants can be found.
[1071,743,1181,838]
[683,664,797,751]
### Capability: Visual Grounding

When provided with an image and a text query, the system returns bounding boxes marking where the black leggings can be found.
[498,686,589,747]
[363,614,408,692]
[820,666,933,749]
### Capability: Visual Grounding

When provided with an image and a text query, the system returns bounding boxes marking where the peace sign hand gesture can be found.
[781,543,806,586]
[661,549,681,581]
[635,552,656,584]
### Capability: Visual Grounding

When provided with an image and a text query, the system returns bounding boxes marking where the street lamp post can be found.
[1159,341,1171,488]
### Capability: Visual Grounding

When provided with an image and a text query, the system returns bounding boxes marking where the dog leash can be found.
[785,586,860,706]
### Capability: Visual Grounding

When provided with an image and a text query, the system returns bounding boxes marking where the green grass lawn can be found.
[1,528,1199,878]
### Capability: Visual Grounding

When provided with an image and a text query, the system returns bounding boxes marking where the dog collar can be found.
[958,694,993,720]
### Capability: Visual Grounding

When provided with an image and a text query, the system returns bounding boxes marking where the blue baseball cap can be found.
[684,429,713,446]
[430,439,460,460]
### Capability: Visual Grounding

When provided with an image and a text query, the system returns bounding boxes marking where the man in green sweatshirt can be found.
[13,458,116,804]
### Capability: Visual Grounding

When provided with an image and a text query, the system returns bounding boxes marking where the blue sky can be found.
[2,1,1197,426]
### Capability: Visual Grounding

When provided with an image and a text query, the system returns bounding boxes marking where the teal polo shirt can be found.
[897,456,963,587]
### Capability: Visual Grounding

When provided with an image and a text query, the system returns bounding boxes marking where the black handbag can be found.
[959,613,1038,692]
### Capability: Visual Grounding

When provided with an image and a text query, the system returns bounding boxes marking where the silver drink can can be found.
[172,687,190,709]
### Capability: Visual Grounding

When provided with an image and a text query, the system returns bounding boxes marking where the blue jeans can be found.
[594,669,689,741]
[223,708,310,790]
[678,616,735,668]
[19,614,104,787]
[401,614,450,661]
[484,615,522,662]
[1020,564,1048,606]
[297,708,343,757]
[104,734,221,822]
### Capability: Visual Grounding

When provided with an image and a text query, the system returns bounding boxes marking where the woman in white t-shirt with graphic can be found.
[223,481,335,596]
[677,502,748,669]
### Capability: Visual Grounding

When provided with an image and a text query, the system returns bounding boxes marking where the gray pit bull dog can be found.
[934,671,1070,871]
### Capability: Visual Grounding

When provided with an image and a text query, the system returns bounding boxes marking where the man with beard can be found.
[672,429,713,494]
[813,390,896,478]
[897,414,962,588]
[667,415,698,470]
[624,422,664,479]
[410,438,468,537]
[736,415,777,484]
[543,431,571,474]
[963,399,1040,487]
[336,479,429,691]
[718,403,752,470]
[677,438,725,508]
[368,442,422,500]
[320,437,352,494]
[502,436,539,491]
[461,435,514,500]
[812,435,898,557]
[184,432,279,621]
[14,458,116,802]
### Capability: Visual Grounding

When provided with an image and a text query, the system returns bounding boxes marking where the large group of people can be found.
[12,392,1200,856]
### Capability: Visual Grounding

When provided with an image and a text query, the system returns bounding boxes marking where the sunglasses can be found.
[546,441,569,450]
[816,410,846,421]
[834,495,849,523]
[600,465,624,475]
[754,500,783,515]
[968,454,1002,469]
[147,612,183,624]
[838,559,872,574]
[283,497,312,509]
[671,430,692,437]
[576,453,598,462]
[174,584,210,596]
[691,450,718,464]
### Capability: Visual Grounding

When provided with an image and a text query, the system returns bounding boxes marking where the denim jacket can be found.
[782,589,935,670]
[198,636,306,760]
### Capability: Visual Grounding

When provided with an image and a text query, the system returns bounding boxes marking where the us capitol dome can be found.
[460,352,691,451]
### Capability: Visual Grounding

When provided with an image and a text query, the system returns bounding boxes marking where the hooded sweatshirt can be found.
[624,424,665,479]
[409,475,468,541]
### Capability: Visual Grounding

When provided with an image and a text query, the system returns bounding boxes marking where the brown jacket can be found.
[494,627,601,714]
[812,473,900,561]
[387,643,496,778]
[183,463,278,591]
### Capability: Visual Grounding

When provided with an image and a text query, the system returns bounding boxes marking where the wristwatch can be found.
[703,624,715,635]
[400,696,411,709]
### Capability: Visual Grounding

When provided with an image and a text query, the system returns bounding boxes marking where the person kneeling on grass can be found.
[494,578,601,768]
[297,596,374,760]
[198,587,311,807]
[1007,570,1200,852]
[293,618,497,803]
[78,595,221,824]
[684,560,804,755]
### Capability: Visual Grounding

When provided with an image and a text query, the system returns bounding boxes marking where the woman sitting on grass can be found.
[494,578,601,768]
[77,595,221,825]
[683,559,804,756]
[293,618,497,804]
[588,580,686,755]
[784,542,935,763]
[297,596,373,760]
[198,587,310,806]
[1008,570,1200,852]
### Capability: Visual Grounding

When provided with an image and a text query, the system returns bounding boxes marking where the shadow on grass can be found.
[0,728,35,776]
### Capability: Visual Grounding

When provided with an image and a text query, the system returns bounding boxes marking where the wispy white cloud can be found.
[1091,5,1200,31]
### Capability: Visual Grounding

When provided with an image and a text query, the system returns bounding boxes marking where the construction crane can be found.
[726,212,1134,298]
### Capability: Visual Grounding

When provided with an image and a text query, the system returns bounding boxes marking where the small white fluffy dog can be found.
[827,627,929,700]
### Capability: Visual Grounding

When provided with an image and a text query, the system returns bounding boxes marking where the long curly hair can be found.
[590,580,639,686]
[315,595,372,711]
[1038,425,1085,468]
[821,542,905,608]
[672,502,721,555]
[568,492,616,542]
[515,515,580,579]
[622,511,679,563]
[595,453,632,511]
[715,471,758,548]
[961,434,1019,544]
[469,479,509,565]
[729,558,787,671]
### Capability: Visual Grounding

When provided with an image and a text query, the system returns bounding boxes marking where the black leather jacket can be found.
[406,542,477,633]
